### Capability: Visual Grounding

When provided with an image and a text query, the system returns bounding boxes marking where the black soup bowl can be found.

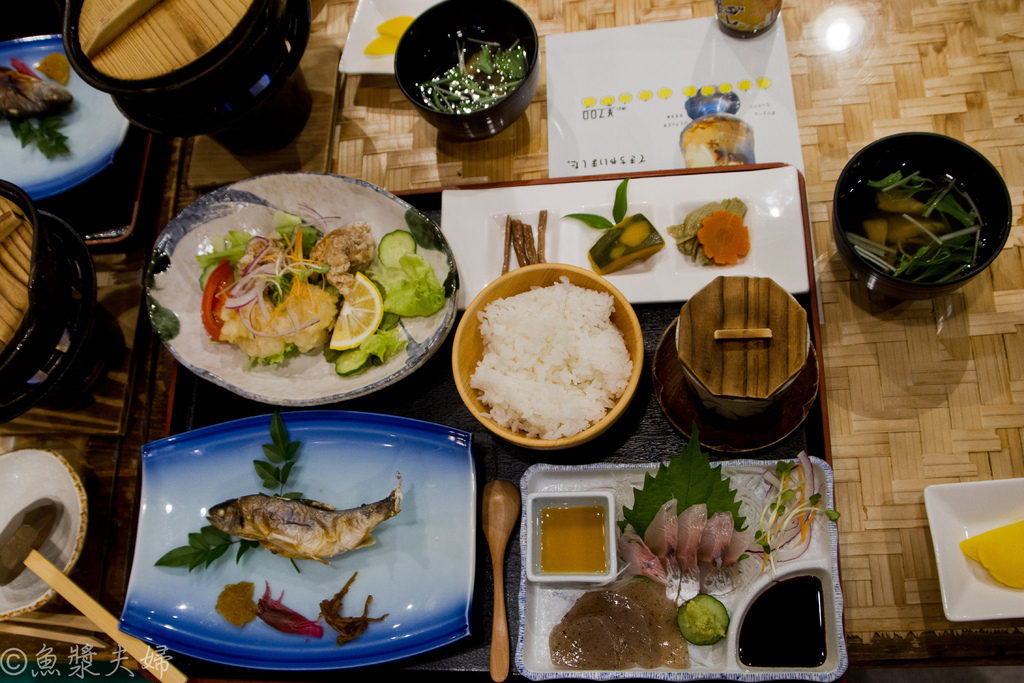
[394,0,540,141]
[832,132,1012,299]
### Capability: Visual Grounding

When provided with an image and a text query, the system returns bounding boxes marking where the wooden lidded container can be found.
[676,276,807,419]
[63,0,312,154]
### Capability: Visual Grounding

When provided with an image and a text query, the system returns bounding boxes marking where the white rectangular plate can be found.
[516,458,848,681]
[338,0,441,74]
[440,166,809,309]
[924,478,1024,621]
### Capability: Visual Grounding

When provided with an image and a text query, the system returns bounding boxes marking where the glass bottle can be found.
[715,0,782,38]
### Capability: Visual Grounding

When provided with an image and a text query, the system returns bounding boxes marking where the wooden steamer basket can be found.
[0,181,118,422]
[62,0,312,155]
[676,276,808,421]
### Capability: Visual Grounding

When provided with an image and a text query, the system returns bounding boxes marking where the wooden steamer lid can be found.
[677,276,806,415]
[76,0,255,81]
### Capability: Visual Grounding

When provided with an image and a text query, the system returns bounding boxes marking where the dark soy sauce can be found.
[737,575,828,668]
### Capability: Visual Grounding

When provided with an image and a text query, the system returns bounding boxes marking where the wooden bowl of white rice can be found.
[452,263,643,450]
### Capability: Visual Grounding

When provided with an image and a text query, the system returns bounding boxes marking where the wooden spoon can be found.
[481,480,521,683]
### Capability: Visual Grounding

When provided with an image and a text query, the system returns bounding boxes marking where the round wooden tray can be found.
[652,316,819,453]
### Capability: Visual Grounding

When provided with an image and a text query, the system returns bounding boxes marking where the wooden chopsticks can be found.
[0,617,110,650]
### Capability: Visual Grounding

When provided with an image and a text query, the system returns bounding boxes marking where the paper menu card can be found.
[545,17,803,178]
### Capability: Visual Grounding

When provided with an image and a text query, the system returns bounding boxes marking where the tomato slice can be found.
[201,258,234,341]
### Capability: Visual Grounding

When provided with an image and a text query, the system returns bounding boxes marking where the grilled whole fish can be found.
[0,66,73,119]
[207,473,402,563]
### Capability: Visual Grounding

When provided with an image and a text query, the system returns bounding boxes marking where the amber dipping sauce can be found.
[539,505,608,574]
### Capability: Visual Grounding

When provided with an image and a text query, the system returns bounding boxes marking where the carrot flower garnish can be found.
[696,209,750,265]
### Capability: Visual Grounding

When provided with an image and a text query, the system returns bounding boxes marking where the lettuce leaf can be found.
[621,425,745,538]
[196,230,252,270]
[368,252,446,318]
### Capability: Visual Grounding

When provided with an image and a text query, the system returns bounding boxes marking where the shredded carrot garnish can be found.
[696,209,750,265]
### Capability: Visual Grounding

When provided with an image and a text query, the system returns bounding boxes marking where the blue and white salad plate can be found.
[146,171,459,406]
[0,35,129,199]
[120,411,475,671]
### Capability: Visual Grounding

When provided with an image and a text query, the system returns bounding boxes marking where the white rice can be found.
[470,277,633,440]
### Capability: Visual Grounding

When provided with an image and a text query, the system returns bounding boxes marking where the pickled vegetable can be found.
[587,213,665,275]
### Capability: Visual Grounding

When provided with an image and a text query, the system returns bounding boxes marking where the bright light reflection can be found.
[164,503,173,514]
[813,5,866,54]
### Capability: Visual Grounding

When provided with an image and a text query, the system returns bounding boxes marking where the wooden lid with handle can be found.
[677,276,807,400]
[76,0,255,81]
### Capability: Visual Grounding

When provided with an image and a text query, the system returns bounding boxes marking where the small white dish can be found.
[0,448,88,620]
[924,478,1024,621]
[526,490,617,584]
[339,0,442,74]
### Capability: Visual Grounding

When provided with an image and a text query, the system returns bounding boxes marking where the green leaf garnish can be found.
[612,179,629,224]
[9,116,70,159]
[621,425,744,539]
[563,213,614,230]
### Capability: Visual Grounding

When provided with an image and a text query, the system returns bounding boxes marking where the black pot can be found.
[63,0,312,153]
[0,182,121,422]
[394,0,540,141]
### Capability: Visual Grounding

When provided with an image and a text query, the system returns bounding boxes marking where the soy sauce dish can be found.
[832,132,1011,299]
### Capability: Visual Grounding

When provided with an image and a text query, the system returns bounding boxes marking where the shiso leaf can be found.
[621,424,745,539]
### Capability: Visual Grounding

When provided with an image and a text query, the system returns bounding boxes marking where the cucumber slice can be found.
[198,262,219,291]
[379,230,417,268]
[333,347,372,376]
[677,594,729,646]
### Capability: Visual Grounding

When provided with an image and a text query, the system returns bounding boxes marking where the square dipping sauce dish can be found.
[526,490,617,584]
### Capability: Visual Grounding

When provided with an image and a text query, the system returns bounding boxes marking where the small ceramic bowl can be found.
[394,0,540,140]
[832,132,1012,299]
[526,490,617,584]
[0,448,88,619]
[451,263,643,450]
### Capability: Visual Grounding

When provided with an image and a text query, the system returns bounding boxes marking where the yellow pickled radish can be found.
[959,519,1024,589]
[377,16,415,38]
[364,35,400,55]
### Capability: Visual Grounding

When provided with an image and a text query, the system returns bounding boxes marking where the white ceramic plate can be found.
[0,35,130,199]
[923,478,1024,621]
[146,172,458,406]
[120,411,476,670]
[440,165,809,309]
[516,457,848,681]
[0,448,88,619]
[339,0,442,74]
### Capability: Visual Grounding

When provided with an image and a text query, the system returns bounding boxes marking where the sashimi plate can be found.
[516,458,848,681]
[441,165,809,309]
[120,411,476,671]
[0,35,129,199]
[146,171,458,406]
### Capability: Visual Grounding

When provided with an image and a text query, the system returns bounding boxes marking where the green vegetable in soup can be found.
[849,170,984,283]
[418,39,528,114]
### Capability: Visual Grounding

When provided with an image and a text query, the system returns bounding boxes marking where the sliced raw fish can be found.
[697,511,734,564]
[643,498,678,559]
[675,503,708,570]
[619,525,668,584]
[723,526,753,565]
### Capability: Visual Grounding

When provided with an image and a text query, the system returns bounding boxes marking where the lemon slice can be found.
[329,273,384,350]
